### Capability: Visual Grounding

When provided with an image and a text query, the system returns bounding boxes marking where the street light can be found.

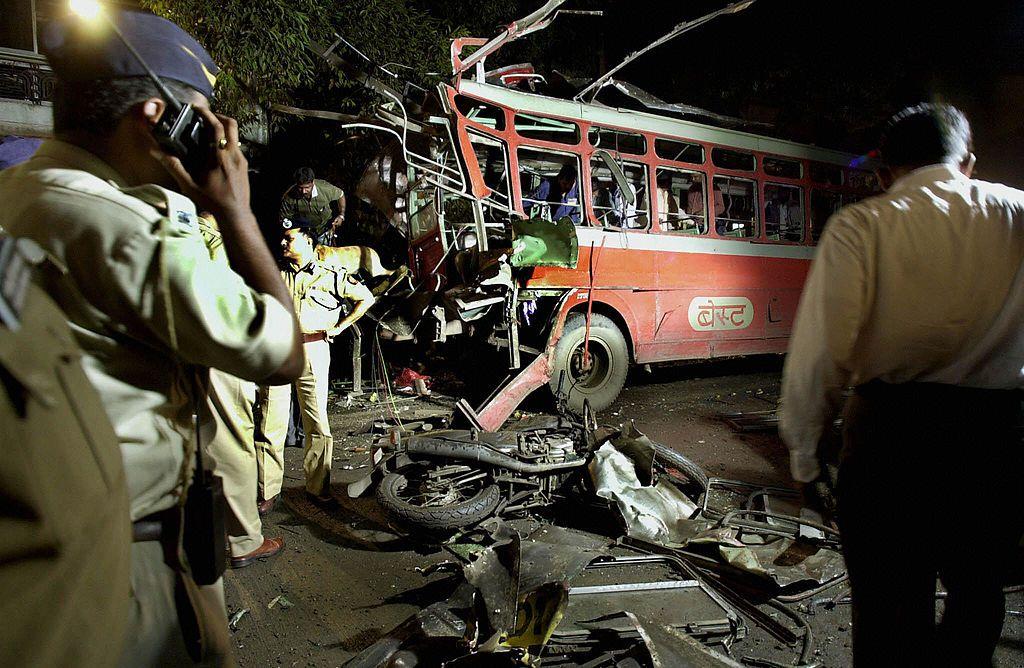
[68,0,102,21]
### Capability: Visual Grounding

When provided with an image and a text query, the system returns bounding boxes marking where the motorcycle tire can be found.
[648,440,710,495]
[377,465,502,532]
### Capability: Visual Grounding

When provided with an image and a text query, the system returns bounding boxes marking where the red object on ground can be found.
[393,368,432,393]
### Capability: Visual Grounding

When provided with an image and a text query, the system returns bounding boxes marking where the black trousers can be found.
[838,381,1023,667]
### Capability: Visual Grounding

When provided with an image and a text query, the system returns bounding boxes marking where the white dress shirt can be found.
[780,163,1024,482]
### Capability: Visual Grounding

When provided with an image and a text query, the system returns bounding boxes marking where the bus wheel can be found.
[549,313,629,414]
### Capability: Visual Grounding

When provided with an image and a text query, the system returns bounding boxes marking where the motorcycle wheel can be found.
[377,464,502,532]
[648,440,710,496]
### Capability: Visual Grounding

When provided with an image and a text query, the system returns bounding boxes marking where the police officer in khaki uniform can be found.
[255,217,374,506]
[0,237,132,667]
[197,213,285,568]
[0,11,304,666]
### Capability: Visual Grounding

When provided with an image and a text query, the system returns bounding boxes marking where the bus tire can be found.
[549,312,629,414]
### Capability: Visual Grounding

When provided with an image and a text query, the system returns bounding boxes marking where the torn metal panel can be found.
[600,80,771,130]
[688,526,845,590]
[341,582,477,667]
[509,216,579,269]
[588,441,703,547]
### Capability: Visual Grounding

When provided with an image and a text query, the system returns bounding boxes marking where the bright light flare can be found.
[69,0,103,21]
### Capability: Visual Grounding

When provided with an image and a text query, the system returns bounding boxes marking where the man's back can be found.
[812,163,1024,388]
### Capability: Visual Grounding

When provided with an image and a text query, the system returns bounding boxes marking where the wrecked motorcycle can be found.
[351,407,710,533]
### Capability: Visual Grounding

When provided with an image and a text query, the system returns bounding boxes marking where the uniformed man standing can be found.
[255,218,374,508]
[0,10,303,666]
[197,213,285,568]
[280,167,346,245]
[0,236,132,667]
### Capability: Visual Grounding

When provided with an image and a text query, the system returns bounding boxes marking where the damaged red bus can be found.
[391,67,877,421]
[328,3,879,423]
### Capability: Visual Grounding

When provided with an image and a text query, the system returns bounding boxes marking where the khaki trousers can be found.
[119,541,236,667]
[255,339,333,498]
[205,370,264,557]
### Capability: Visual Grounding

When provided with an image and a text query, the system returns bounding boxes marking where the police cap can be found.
[282,216,316,233]
[41,10,219,99]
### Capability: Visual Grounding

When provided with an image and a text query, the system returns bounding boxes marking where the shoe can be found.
[229,537,285,569]
[257,495,279,517]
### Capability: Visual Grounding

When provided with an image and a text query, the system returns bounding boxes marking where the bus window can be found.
[810,190,842,242]
[810,162,844,185]
[713,176,758,237]
[590,158,650,229]
[588,127,647,155]
[655,138,704,165]
[455,95,506,131]
[764,183,804,242]
[712,148,756,172]
[763,156,802,179]
[514,113,580,145]
[847,169,879,192]
[518,148,582,224]
[467,131,511,208]
[655,167,708,235]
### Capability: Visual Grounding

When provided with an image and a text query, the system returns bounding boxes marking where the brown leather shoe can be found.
[257,495,279,517]
[230,537,285,569]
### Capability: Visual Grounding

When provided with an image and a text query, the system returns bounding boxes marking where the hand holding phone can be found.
[153,104,252,223]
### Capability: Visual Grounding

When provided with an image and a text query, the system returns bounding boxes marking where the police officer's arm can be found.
[153,105,303,383]
[329,279,374,337]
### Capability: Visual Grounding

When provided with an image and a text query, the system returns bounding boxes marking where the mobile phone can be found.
[152,101,209,174]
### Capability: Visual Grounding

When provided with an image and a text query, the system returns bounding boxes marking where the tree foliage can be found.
[141,0,461,122]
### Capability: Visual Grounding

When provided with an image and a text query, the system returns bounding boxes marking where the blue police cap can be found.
[41,10,219,99]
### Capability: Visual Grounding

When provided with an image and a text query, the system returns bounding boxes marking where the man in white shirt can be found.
[780,103,1024,667]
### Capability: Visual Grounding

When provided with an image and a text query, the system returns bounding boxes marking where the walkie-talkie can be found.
[102,14,209,173]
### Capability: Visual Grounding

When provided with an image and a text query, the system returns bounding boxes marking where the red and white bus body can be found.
[394,51,876,421]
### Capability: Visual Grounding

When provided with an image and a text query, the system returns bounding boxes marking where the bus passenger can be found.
[529,164,580,224]
[656,176,679,227]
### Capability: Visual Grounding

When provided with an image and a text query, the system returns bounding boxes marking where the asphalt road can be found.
[223,356,1024,667]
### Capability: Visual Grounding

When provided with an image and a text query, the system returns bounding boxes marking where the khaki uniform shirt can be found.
[284,246,362,336]
[0,238,131,667]
[780,164,1024,481]
[0,140,293,520]
[280,179,344,238]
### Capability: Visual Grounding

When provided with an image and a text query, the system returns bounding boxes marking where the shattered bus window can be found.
[588,126,647,156]
[764,183,805,242]
[763,156,803,179]
[518,148,582,224]
[455,94,506,130]
[468,130,511,209]
[711,148,756,172]
[713,176,758,237]
[514,113,581,145]
[810,189,842,242]
[655,138,705,165]
[591,158,649,229]
[810,161,844,186]
[846,169,879,191]
[656,167,708,235]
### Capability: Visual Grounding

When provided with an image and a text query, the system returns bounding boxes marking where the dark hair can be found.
[52,76,197,137]
[556,164,576,183]
[879,103,972,170]
[294,167,315,185]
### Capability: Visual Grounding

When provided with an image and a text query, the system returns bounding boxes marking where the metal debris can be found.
[228,608,249,632]
[268,595,294,610]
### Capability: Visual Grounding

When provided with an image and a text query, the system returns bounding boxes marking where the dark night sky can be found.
[492,0,1024,186]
